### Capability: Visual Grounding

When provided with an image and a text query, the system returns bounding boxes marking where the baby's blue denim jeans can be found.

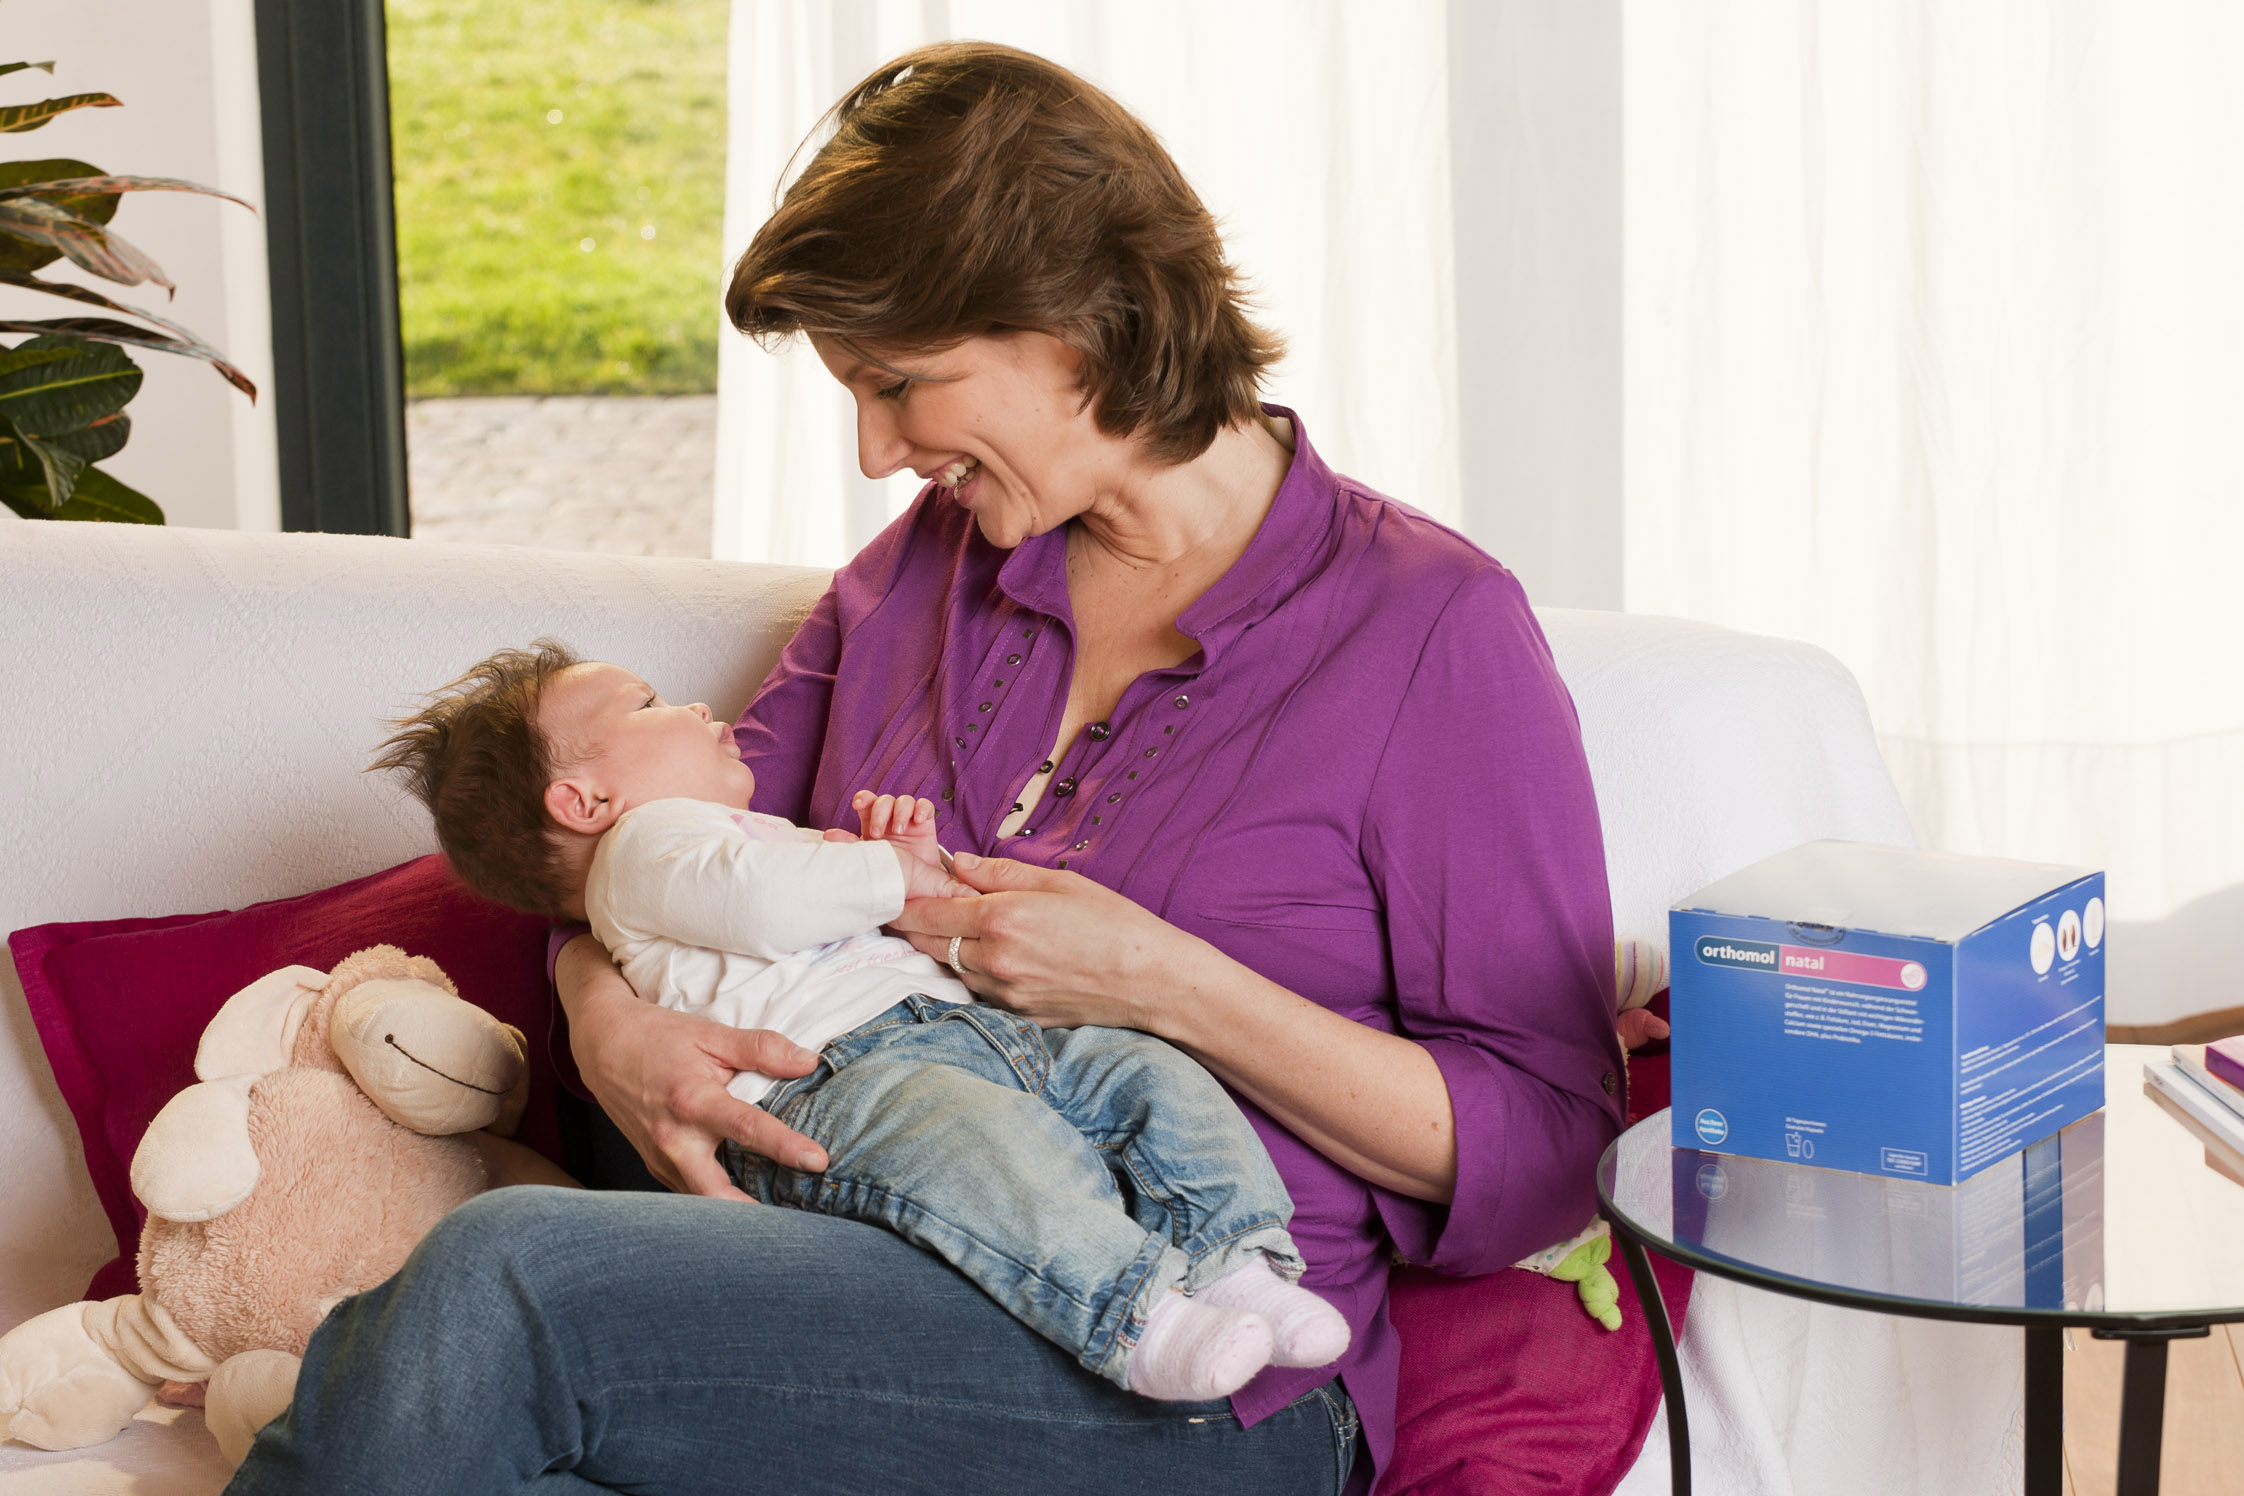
[723,994,1305,1388]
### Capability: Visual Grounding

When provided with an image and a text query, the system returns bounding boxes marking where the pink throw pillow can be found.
[8,855,559,1302]
[1381,1254,1692,1496]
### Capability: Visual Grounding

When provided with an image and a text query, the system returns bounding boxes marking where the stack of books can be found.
[2144,1037,2244,1186]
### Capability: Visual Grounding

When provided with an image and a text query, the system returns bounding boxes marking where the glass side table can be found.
[1599,1044,2244,1496]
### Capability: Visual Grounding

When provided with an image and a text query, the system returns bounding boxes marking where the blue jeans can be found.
[223,1187,1360,1495]
[726,995,1305,1387]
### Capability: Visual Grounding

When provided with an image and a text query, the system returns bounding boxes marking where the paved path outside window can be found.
[406,396,715,558]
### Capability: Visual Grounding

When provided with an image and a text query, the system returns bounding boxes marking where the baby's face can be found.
[539,662,754,817]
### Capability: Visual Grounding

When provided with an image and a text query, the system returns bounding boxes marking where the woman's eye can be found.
[875,378,909,402]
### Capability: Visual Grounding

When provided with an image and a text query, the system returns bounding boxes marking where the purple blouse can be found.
[732,410,1625,1480]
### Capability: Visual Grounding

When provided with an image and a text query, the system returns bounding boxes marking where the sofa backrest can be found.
[0,524,1910,1319]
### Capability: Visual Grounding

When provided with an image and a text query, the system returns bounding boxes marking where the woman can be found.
[230,42,1624,1496]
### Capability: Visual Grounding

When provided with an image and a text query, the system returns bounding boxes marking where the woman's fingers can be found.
[945,851,1071,894]
[714,1094,829,1173]
[886,891,987,938]
[665,1137,756,1203]
[709,1025,820,1080]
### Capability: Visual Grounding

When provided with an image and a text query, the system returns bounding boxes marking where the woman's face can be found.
[812,331,1117,550]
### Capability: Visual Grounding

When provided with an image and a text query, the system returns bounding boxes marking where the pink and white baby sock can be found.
[1193,1260,1351,1368]
[1127,1291,1274,1401]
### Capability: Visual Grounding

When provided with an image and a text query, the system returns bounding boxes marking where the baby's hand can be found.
[896,850,978,903]
[852,791,944,864]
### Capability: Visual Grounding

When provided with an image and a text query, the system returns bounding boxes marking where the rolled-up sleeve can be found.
[1361,565,1626,1276]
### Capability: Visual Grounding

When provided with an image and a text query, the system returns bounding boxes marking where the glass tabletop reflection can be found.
[1598,1044,2244,1328]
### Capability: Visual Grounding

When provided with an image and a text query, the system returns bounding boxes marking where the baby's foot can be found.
[1126,1291,1273,1401]
[1194,1261,1351,1368]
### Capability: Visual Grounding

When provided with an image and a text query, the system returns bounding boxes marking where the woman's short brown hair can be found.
[725,41,1282,465]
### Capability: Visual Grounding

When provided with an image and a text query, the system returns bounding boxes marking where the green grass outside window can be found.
[387,0,728,397]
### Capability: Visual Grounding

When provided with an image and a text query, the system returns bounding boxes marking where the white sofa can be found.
[0,523,2024,1494]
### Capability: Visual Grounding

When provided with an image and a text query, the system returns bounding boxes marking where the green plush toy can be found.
[1513,1219,1625,1331]
[1549,1233,1623,1331]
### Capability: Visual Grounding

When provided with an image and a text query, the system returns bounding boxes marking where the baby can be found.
[374,641,1348,1402]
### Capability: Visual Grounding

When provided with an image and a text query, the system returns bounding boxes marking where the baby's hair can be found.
[371,639,584,919]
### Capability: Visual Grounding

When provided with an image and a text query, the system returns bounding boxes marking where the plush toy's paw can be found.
[0,1303,156,1451]
[329,977,528,1135]
[206,1348,300,1468]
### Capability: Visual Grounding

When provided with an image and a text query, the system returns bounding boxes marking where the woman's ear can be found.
[544,776,618,836]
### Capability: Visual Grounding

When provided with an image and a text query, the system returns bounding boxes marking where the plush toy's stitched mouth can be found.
[384,1033,509,1095]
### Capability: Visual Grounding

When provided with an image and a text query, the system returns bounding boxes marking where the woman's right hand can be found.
[556,935,829,1200]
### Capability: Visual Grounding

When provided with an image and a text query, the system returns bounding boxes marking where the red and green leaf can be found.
[5,174,254,215]
[0,92,122,134]
[0,301,256,400]
[0,195,172,291]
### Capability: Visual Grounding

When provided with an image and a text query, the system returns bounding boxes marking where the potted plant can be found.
[0,56,256,523]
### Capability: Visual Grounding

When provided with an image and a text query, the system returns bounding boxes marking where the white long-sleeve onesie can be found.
[586,797,974,1103]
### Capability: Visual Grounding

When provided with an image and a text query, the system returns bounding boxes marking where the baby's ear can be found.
[544,776,614,834]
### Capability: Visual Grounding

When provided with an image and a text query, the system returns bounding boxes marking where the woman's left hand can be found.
[887,851,1203,1033]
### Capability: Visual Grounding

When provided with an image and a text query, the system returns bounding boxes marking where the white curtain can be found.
[714,0,1460,569]
[1623,2,2244,1025]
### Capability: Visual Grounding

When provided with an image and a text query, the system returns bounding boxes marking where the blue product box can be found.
[1670,841,2106,1183]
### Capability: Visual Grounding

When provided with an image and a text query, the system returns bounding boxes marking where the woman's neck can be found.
[1069,416,1293,580]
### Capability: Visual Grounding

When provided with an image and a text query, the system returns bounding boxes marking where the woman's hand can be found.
[887,852,1204,1032]
[556,935,829,1200]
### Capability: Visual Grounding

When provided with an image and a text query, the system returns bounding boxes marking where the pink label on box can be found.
[1780,945,1929,991]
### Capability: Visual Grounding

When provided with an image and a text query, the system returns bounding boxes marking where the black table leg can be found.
[2093,1324,2208,1496]
[1610,1222,1690,1496]
[2024,1325,2063,1496]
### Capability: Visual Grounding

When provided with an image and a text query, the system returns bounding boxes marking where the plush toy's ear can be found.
[196,966,327,1081]
[131,1074,261,1223]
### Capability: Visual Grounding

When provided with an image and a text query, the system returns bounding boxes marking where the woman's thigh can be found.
[229,1186,1356,1496]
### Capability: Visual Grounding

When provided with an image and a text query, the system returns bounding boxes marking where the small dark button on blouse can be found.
[1073,840,1089,851]
[940,788,954,801]
[1600,1071,1619,1096]
[1040,759,1055,774]
[977,702,992,713]
[1173,695,1189,709]
[1006,653,1021,666]
[1010,802,1024,815]
[1143,748,1158,759]
[954,736,967,748]
[1052,777,1077,798]
[1106,793,1121,804]
[1087,721,1112,741]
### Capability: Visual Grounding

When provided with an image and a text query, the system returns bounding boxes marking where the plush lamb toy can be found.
[0,945,574,1464]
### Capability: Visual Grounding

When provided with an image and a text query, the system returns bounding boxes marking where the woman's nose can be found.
[854,397,912,480]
